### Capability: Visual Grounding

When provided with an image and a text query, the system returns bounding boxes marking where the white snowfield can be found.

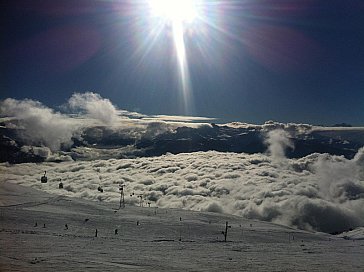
[0,182,363,271]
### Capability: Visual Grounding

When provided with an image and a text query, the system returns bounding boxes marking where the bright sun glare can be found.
[148,0,198,113]
[149,0,197,23]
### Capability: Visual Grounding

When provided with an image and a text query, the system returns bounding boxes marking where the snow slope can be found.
[0,182,363,271]
[337,227,364,240]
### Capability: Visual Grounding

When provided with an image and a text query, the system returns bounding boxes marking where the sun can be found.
[146,0,201,114]
[147,0,199,113]
[149,0,197,23]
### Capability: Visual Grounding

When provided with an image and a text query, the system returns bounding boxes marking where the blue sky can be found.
[2,0,364,125]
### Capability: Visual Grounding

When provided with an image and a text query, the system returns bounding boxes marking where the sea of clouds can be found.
[2,92,363,163]
[1,92,364,234]
[1,143,363,234]
[0,92,212,157]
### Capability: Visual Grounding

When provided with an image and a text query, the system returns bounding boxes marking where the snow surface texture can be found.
[2,147,364,234]
[1,182,363,271]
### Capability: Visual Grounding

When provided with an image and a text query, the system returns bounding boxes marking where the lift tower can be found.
[119,184,125,209]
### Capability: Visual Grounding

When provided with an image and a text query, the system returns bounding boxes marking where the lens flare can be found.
[148,0,197,113]
[172,20,192,113]
[149,0,197,23]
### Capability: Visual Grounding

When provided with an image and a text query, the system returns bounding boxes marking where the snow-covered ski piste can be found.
[1,182,363,271]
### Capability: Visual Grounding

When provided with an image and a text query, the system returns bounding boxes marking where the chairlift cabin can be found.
[41,171,47,183]
[57,178,63,189]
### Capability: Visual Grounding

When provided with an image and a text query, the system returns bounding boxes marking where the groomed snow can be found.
[1,182,363,271]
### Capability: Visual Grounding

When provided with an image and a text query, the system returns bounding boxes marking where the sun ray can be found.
[146,0,197,114]
[132,20,166,69]
[172,20,192,113]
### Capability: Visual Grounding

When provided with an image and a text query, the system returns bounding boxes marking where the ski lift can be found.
[119,183,125,209]
[40,171,47,183]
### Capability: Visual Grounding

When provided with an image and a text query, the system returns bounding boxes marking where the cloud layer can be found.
[0,93,187,154]
[2,148,363,234]
[67,92,119,125]
[0,98,79,151]
[265,129,294,160]
[2,93,364,164]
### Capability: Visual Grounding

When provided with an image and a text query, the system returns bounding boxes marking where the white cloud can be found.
[143,115,216,123]
[20,145,51,158]
[0,98,79,151]
[265,129,294,160]
[1,93,218,156]
[1,95,364,234]
[225,120,313,136]
[1,149,363,234]
[67,92,118,125]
